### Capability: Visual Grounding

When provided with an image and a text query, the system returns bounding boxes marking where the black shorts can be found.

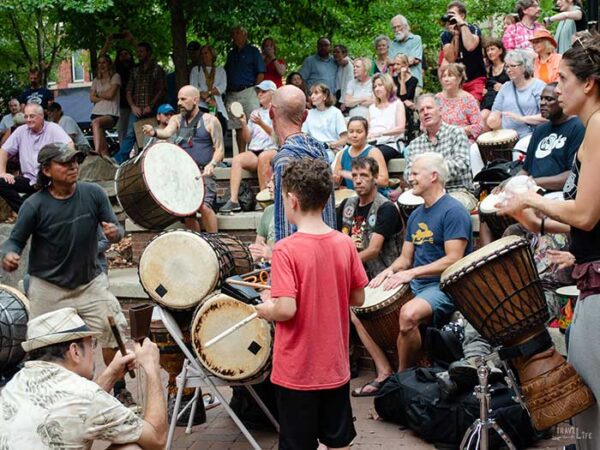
[90,114,118,127]
[276,382,356,450]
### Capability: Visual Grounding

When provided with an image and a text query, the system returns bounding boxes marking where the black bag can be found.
[374,367,537,448]
[474,159,524,192]
[229,378,279,430]
[222,180,256,212]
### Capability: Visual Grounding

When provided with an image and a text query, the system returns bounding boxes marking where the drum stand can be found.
[460,355,516,450]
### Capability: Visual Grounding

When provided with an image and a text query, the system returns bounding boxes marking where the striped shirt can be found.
[273,133,336,241]
[404,122,474,192]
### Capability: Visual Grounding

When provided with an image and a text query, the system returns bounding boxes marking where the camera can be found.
[441,14,457,24]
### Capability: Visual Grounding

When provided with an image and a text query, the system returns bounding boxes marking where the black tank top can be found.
[563,155,600,263]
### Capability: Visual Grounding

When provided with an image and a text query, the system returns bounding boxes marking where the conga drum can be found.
[256,188,274,209]
[353,283,414,351]
[440,236,595,430]
[478,193,516,240]
[115,142,205,230]
[335,188,357,208]
[139,230,236,310]
[476,129,519,163]
[0,285,29,374]
[192,293,272,383]
[397,189,424,225]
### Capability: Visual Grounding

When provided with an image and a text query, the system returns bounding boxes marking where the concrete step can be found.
[108,267,147,300]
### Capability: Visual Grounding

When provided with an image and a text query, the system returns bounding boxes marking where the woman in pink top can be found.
[262,38,286,88]
[529,29,562,83]
[435,63,483,142]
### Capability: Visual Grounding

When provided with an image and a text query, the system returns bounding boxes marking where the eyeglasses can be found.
[574,36,595,65]
[506,63,523,69]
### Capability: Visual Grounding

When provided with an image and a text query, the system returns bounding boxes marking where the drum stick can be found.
[226,279,271,290]
[107,316,136,379]
[204,312,258,348]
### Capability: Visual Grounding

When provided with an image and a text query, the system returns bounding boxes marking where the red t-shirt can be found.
[269,230,368,390]
[264,59,285,88]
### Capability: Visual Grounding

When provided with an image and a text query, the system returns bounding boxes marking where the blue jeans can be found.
[114,112,139,164]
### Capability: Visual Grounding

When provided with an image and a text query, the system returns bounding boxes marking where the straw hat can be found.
[528,29,557,48]
[22,307,100,352]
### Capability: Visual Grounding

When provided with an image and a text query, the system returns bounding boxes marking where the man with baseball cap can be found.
[0,142,133,402]
[0,307,167,449]
[220,80,277,213]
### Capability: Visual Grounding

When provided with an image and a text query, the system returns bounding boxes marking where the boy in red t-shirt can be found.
[256,158,368,450]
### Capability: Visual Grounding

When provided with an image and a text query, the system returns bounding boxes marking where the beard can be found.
[395,31,408,42]
[179,105,193,118]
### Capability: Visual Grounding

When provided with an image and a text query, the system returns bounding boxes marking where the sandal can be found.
[351,379,384,397]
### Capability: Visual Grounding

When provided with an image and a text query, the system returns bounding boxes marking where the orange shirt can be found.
[534,52,562,84]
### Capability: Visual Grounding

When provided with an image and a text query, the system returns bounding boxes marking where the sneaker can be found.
[219,200,241,213]
[449,358,504,387]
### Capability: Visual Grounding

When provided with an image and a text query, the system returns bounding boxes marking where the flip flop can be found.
[351,379,383,397]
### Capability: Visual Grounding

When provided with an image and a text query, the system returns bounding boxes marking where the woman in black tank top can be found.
[498,34,600,449]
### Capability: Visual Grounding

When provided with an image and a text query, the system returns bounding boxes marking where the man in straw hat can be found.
[0,307,166,449]
[0,142,133,404]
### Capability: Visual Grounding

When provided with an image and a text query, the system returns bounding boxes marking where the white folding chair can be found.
[156,306,279,450]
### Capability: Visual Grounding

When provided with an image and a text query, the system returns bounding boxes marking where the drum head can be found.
[356,283,406,311]
[192,294,272,381]
[256,188,274,203]
[544,192,565,201]
[335,189,357,208]
[479,193,503,214]
[142,143,204,217]
[0,285,29,371]
[477,129,519,145]
[556,285,580,297]
[139,230,220,309]
[230,102,244,118]
[449,191,477,213]
[398,189,424,207]
[441,235,527,285]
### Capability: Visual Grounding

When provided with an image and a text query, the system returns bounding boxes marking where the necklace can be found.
[585,107,600,128]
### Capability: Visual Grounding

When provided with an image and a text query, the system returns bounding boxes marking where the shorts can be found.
[201,174,217,210]
[410,279,455,328]
[225,88,260,129]
[275,382,356,450]
[91,114,118,127]
[28,272,128,348]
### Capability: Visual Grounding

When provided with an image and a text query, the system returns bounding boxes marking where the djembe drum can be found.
[440,236,595,430]
[476,129,519,163]
[478,193,517,240]
[0,285,29,376]
[397,189,424,227]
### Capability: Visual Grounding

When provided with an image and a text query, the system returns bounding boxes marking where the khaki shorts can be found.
[225,88,260,129]
[28,273,128,348]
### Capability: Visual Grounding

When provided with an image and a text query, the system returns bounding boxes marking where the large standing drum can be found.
[353,284,414,351]
[139,230,236,310]
[192,293,272,382]
[478,193,516,240]
[115,142,205,230]
[476,129,519,163]
[440,236,595,430]
[0,285,29,374]
[397,189,424,226]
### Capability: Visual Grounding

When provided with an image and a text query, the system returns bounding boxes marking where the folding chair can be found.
[156,306,279,450]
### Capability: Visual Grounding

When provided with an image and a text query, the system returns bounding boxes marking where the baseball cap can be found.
[157,104,176,115]
[38,143,84,165]
[255,80,277,92]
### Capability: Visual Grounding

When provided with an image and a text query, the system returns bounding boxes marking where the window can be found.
[72,50,85,82]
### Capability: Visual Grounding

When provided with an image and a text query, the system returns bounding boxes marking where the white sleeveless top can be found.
[369,101,400,145]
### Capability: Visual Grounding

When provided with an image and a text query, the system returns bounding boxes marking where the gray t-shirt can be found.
[59,115,90,149]
[1,182,122,288]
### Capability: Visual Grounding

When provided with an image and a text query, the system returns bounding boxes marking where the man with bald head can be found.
[143,85,223,232]
[271,85,336,241]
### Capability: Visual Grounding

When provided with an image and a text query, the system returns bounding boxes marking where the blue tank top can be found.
[178,113,213,167]
[340,145,373,189]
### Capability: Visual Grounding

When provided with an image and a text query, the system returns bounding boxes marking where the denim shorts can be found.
[411,279,455,328]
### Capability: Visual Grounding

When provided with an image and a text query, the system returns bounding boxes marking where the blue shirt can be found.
[273,134,336,241]
[225,44,265,90]
[389,34,424,87]
[299,54,338,92]
[491,79,546,139]
[405,194,472,283]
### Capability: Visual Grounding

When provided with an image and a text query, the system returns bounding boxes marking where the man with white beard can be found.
[389,15,424,88]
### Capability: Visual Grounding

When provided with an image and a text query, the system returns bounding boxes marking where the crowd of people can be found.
[0,0,598,448]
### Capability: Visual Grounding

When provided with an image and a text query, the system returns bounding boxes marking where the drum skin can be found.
[115,143,204,230]
[0,285,29,373]
[353,284,414,351]
[192,294,272,382]
[476,129,518,163]
[440,236,547,347]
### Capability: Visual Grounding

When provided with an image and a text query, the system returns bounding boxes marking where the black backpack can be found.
[474,159,524,193]
[374,366,538,448]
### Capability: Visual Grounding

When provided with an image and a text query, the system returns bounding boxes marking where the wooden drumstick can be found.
[204,312,259,348]
[226,279,271,290]
[108,316,136,379]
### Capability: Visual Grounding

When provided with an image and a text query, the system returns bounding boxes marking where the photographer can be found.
[440,1,487,102]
